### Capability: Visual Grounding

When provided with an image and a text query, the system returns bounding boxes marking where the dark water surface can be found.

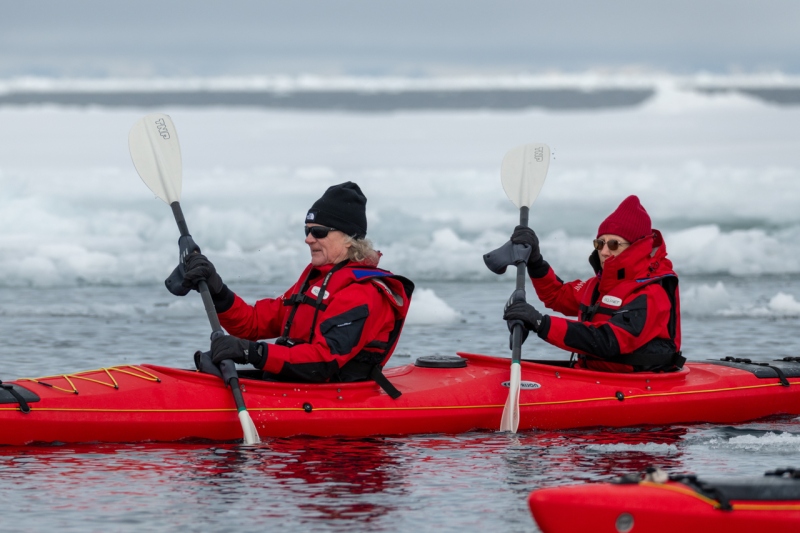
[2,424,799,533]
[1,279,800,531]
[3,87,800,111]
[0,88,654,111]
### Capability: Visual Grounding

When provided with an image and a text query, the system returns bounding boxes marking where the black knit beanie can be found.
[305,182,368,238]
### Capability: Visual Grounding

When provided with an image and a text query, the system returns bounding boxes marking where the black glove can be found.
[503,301,545,333]
[210,335,268,369]
[510,226,547,278]
[182,252,231,297]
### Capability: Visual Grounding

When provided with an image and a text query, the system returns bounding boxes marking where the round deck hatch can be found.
[414,355,468,368]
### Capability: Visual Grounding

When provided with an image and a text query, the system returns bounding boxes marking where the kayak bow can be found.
[528,468,800,533]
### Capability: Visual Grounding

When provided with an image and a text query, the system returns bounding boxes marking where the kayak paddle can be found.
[498,143,550,433]
[128,113,261,445]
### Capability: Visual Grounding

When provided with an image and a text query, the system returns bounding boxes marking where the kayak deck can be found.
[0,353,799,444]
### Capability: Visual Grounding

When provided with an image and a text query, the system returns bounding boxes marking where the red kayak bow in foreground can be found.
[528,468,800,533]
[1,354,799,445]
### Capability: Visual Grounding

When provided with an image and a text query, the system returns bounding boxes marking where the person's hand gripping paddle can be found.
[484,143,550,433]
[128,113,260,445]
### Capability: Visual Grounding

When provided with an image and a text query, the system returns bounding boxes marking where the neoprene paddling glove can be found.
[510,225,549,278]
[503,301,545,333]
[210,335,268,369]
[182,253,235,312]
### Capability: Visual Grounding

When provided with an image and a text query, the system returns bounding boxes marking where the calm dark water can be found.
[1,279,799,531]
[3,87,800,111]
[0,88,654,111]
[2,424,799,533]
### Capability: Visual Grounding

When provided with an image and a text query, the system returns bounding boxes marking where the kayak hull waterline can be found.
[528,473,800,533]
[1,353,799,445]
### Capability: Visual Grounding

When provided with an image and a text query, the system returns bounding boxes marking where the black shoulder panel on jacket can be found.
[608,294,649,337]
[320,304,369,355]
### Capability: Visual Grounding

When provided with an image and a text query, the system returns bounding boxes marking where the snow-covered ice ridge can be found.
[1,73,800,110]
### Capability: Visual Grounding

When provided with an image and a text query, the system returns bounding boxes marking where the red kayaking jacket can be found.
[218,261,414,383]
[531,230,682,372]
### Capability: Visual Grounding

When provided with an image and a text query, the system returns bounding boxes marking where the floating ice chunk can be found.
[768,292,800,316]
[712,432,800,452]
[405,288,460,325]
[681,282,731,316]
[584,443,679,454]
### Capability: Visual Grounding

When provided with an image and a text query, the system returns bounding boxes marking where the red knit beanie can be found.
[597,195,652,243]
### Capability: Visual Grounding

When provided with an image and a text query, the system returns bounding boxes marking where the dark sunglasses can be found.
[304,226,338,239]
[593,238,630,252]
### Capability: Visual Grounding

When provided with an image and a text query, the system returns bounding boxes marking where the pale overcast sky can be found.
[2,0,799,77]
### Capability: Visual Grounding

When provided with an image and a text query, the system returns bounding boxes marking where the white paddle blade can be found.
[128,113,182,204]
[500,362,521,433]
[500,143,550,209]
[239,410,261,445]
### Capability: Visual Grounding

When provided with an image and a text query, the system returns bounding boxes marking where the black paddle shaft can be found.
[510,206,530,365]
[168,201,246,406]
[169,201,223,337]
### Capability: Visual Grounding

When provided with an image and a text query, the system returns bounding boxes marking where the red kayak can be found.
[528,468,800,533]
[1,353,799,445]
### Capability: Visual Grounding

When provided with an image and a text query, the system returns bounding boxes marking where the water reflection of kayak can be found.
[1,354,799,445]
[528,467,800,533]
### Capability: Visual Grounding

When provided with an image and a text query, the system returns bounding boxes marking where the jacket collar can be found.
[595,230,673,292]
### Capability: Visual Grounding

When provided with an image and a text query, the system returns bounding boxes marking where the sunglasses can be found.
[593,238,630,252]
[304,226,338,239]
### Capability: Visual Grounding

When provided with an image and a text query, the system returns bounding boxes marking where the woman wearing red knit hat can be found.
[502,195,683,372]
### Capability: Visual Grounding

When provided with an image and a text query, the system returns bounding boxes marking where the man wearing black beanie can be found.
[174,182,414,393]
[305,181,368,239]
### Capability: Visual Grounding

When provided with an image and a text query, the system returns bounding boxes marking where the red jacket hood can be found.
[596,229,675,294]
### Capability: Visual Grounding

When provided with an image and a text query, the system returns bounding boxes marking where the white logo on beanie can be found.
[306,212,315,221]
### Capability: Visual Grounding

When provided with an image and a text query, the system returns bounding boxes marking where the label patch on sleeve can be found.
[601,295,623,307]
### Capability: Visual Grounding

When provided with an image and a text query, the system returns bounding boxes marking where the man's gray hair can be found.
[344,236,380,265]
